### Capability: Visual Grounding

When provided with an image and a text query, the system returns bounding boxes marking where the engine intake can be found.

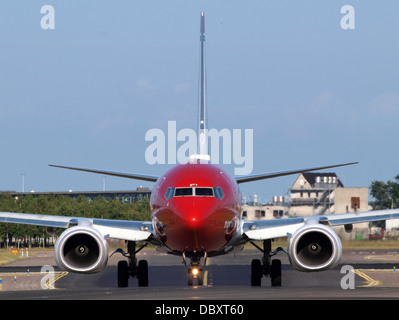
[55,226,109,273]
[288,223,342,272]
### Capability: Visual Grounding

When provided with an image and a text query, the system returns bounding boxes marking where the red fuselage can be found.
[150,162,241,256]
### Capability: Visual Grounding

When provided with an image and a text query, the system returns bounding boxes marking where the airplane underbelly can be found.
[154,208,238,255]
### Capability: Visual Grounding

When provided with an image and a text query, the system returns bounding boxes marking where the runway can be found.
[1,248,399,300]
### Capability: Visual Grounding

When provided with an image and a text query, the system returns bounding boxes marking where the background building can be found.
[289,173,368,216]
[288,172,369,239]
[241,194,288,221]
[241,172,372,239]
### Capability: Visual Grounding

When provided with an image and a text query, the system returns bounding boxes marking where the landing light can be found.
[192,268,199,276]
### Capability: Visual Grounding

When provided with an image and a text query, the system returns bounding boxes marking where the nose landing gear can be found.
[184,251,206,286]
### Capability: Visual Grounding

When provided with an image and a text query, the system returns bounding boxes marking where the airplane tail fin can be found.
[198,12,207,155]
[191,12,210,163]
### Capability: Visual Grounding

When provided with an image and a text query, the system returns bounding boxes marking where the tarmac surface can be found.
[1,247,399,300]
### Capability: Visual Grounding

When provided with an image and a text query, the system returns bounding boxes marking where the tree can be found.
[370,175,399,210]
[0,194,152,245]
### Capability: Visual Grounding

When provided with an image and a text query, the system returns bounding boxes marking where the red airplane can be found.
[1,12,399,288]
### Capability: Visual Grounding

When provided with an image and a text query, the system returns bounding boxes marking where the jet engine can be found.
[55,226,109,273]
[287,223,342,272]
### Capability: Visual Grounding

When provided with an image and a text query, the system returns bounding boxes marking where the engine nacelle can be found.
[287,223,342,272]
[55,226,109,274]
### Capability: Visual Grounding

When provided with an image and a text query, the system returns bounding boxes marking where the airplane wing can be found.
[49,164,159,183]
[243,208,399,241]
[235,162,358,183]
[0,165,158,242]
[0,211,153,242]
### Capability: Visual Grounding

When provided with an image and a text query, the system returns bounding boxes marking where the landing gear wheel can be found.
[271,259,282,287]
[251,259,262,286]
[137,260,149,287]
[117,260,129,288]
[114,241,150,288]
[250,240,286,287]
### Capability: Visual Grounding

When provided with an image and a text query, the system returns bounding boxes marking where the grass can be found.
[0,247,44,266]
[341,239,399,250]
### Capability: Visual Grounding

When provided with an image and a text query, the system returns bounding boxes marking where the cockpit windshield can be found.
[175,188,193,196]
[195,187,214,196]
[164,187,224,200]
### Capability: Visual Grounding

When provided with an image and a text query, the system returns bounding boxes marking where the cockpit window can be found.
[174,188,193,196]
[164,187,175,200]
[214,187,225,200]
[167,186,224,200]
[195,187,214,196]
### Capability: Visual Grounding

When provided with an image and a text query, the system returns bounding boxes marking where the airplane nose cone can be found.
[171,198,216,229]
[154,197,238,254]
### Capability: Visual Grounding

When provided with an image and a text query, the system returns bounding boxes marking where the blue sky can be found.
[1,1,398,203]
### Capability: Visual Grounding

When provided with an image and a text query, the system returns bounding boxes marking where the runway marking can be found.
[353,269,383,287]
[42,271,69,289]
[0,271,68,290]
[204,270,208,286]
